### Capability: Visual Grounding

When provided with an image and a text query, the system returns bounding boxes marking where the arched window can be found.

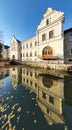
[46,19,49,25]
[42,46,53,56]
[42,46,53,60]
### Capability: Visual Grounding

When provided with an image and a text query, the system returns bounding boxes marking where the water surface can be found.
[0,67,72,130]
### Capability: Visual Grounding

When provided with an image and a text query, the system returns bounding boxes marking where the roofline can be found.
[64,28,72,34]
[22,35,36,43]
[4,45,10,49]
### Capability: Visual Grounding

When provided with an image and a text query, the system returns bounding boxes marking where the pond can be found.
[0,67,72,130]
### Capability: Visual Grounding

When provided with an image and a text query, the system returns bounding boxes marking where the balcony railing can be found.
[37,55,58,60]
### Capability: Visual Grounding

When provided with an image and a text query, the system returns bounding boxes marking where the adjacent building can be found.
[9,35,21,60]
[64,28,72,64]
[3,45,10,60]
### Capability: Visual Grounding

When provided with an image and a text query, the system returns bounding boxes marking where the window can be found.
[69,34,72,41]
[35,51,37,56]
[12,45,16,51]
[49,95,54,104]
[23,70,25,74]
[69,59,72,61]
[42,92,46,99]
[47,108,50,114]
[46,19,49,25]
[35,41,37,46]
[71,49,72,54]
[48,50,52,55]
[35,72,37,78]
[26,44,28,48]
[26,71,28,75]
[23,53,25,57]
[30,71,32,77]
[44,51,47,55]
[23,78,25,81]
[49,30,54,39]
[26,52,28,57]
[30,51,32,57]
[30,81,32,85]
[42,34,46,41]
[35,83,37,88]
[30,43,32,48]
[27,79,28,83]
[13,68,15,71]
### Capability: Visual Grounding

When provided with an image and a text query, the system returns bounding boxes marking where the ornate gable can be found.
[37,8,64,31]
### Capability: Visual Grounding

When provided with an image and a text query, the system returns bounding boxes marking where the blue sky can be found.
[0,0,72,45]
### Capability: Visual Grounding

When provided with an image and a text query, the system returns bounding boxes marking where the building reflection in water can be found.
[9,67,22,90]
[22,67,38,94]
[37,74,65,125]
[9,67,72,129]
[21,67,65,126]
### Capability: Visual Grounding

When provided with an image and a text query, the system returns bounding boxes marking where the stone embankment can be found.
[22,61,72,72]
[0,60,21,67]
[0,61,10,67]
[0,60,72,72]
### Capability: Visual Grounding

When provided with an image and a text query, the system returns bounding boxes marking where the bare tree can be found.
[0,30,4,59]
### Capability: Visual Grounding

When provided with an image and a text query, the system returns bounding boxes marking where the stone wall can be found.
[23,61,72,72]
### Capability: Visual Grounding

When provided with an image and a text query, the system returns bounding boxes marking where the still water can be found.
[0,67,72,130]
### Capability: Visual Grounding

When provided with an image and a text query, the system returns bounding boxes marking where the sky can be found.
[0,0,72,45]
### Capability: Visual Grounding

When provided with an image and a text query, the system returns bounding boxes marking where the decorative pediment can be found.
[43,8,54,18]
[37,8,64,31]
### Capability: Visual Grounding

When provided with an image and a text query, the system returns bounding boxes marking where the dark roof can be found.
[16,39,21,43]
[4,45,10,49]
[12,35,21,43]
[64,28,72,34]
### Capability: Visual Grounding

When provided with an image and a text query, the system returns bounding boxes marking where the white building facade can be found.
[22,36,38,61]
[8,8,72,64]
[22,8,64,63]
